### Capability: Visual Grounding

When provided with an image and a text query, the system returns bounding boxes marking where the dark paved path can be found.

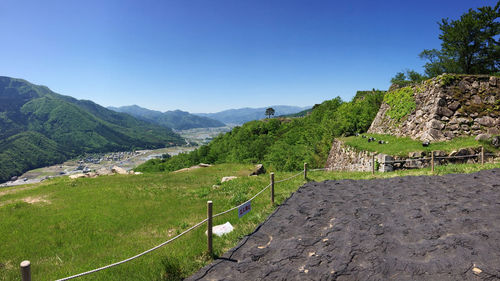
[187,169,500,281]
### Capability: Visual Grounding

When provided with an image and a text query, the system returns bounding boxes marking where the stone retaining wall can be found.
[325,139,497,172]
[368,75,500,141]
[325,139,375,172]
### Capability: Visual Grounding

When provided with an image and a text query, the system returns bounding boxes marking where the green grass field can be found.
[340,134,498,156]
[1,162,499,280]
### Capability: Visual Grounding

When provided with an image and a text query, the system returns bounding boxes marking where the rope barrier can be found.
[214,171,302,218]
[309,168,327,172]
[380,153,496,164]
[275,171,304,183]
[56,169,304,280]
[56,218,208,281]
[382,158,432,164]
[213,183,272,219]
[435,154,479,160]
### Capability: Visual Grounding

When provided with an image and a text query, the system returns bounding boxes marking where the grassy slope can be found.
[1,162,499,280]
[340,133,499,156]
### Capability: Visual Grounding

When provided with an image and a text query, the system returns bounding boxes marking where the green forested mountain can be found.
[136,90,385,172]
[0,76,184,182]
[108,105,226,130]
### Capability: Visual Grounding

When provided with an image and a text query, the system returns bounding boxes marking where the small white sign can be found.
[238,201,251,218]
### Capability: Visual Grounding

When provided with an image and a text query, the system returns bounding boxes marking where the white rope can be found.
[309,168,327,172]
[213,171,303,218]
[55,218,208,281]
[382,157,432,164]
[435,154,479,160]
[55,169,308,280]
[275,171,304,183]
[382,154,486,164]
[212,183,272,218]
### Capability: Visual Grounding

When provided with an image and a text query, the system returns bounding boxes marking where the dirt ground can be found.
[187,169,500,281]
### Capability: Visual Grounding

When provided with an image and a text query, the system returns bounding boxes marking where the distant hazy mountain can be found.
[195,105,310,125]
[278,107,313,118]
[0,76,184,182]
[108,105,225,130]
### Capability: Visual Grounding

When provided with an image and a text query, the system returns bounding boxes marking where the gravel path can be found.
[187,169,500,281]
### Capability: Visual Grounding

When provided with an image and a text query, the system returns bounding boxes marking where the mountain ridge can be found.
[194,105,310,124]
[0,76,184,182]
[108,105,225,130]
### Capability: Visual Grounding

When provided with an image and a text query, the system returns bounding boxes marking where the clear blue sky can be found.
[1,0,496,113]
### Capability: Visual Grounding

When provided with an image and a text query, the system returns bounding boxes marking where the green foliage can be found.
[0,132,67,181]
[390,70,427,87]
[0,76,184,182]
[420,3,500,76]
[383,87,416,121]
[265,107,275,118]
[353,89,386,101]
[137,91,385,172]
[438,73,459,86]
[419,49,462,77]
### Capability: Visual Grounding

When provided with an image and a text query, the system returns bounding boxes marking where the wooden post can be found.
[20,260,31,281]
[270,173,275,204]
[431,151,435,173]
[304,163,308,180]
[207,201,213,257]
[481,146,484,165]
[372,155,375,175]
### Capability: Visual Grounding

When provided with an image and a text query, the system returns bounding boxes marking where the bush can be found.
[383,87,416,122]
[137,91,386,172]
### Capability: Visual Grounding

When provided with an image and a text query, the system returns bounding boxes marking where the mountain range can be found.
[108,105,225,130]
[0,76,184,182]
[195,105,310,125]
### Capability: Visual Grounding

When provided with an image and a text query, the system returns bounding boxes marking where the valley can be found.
[0,147,194,188]
[176,126,233,145]
[0,126,232,188]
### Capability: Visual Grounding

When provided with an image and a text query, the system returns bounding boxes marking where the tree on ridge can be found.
[265,107,275,119]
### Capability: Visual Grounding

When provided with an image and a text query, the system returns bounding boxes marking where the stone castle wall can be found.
[368,75,500,141]
[325,139,492,172]
[325,139,374,172]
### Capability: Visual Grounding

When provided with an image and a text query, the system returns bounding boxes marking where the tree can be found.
[421,3,500,76]
[265,107,275,118]
[390,69,427,86]
[390,72,407,85]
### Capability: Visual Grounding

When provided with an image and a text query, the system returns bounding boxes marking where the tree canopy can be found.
[265,107,275,118]
[390,70,427,87]
[422,3,499,76]
[391,2,499,84]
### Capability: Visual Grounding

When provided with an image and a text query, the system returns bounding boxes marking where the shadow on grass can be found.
[158,257,184,281]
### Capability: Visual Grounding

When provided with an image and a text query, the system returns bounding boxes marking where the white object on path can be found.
[206,222,234,237]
